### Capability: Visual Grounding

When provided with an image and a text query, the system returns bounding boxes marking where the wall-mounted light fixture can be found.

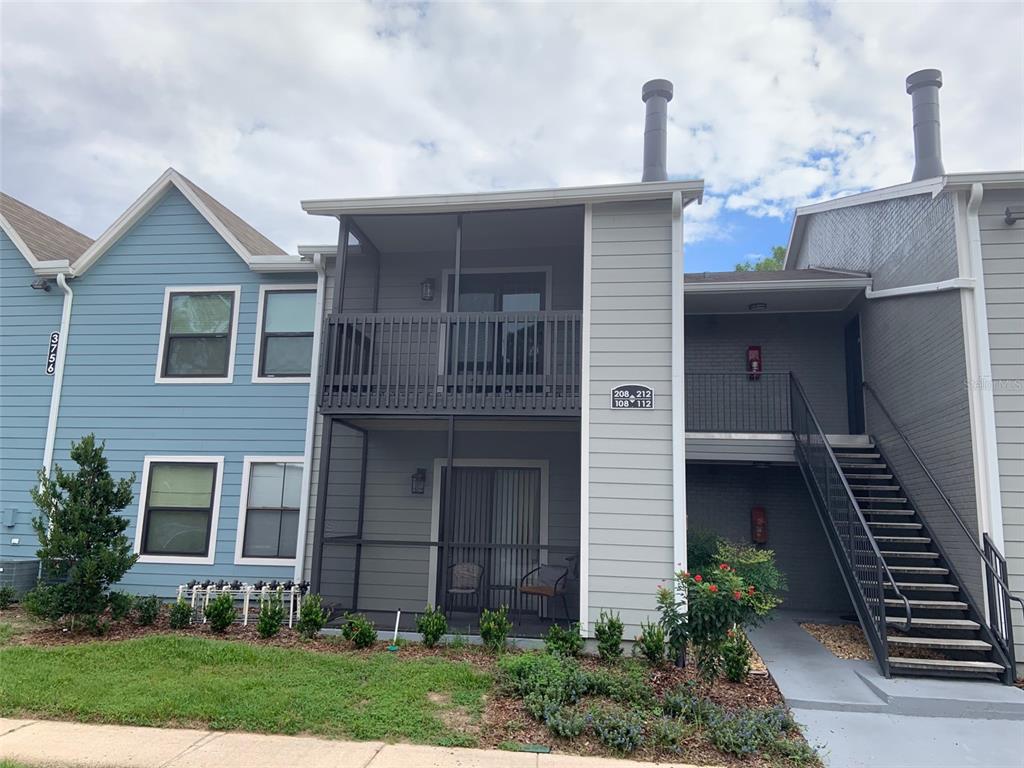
[420,278,435,302]
[30,278,52,292]
[1005,206,1024,226]
[411,468,427,495]
[748,302,767,311]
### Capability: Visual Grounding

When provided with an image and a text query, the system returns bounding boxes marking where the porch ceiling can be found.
[684,283,868,314]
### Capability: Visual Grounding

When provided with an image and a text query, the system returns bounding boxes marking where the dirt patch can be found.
[800,622,873,660]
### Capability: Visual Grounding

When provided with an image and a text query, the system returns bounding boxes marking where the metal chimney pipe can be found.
[641,79,674,182]
[906,69,945,181]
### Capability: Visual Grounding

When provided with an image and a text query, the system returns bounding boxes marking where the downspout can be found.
[40,272,73,487]
[294,253,327,582]
[964,182,1004,549]
[864,277,974,299]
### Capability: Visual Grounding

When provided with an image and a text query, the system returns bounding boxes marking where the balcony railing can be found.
[318,311,582,414]
[685,372,791,432]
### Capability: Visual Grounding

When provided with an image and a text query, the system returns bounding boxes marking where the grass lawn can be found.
[0,635,491,746]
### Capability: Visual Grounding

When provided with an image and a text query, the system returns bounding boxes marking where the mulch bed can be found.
[800,621,946,662]
[4,607,811,766]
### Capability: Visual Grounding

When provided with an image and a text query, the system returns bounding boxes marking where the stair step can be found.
[850,484,902,492]
[881,550,940,559]
[883,598,968,610]
[885,616,980,630]
[836,452,880,459]
[887,635,991,651]
[888,581,959,592]
[860,508,916,516]
[874,535,931,544]
[883,565,949,575]
[855,496,908,504]
[845,473,894,480]
[840,462,887,469]
[889,657,1003,674]
[869,522,923,530]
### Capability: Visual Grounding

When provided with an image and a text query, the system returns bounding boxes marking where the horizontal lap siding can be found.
[587,200,675,637]
[53,189,313,597]
[979,188,1024,671]
[0,235,64,560]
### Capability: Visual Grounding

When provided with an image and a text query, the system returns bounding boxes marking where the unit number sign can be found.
[611,384,654,409]
[45,332,60,375]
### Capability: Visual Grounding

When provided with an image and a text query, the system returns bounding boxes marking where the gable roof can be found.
[0,192,93,274]
[72,168,287,276]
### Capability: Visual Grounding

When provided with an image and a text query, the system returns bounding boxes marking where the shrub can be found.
[662,685,720,724]
[168,599,192,629]
[135,595,161,626]
[715,541,786,617]
[656,583,688,666]
[22,584,59,620]
[651,717,695,751]
[341,612,376,648]
[545,705,586,738]
[0,585,16,610]
[416,605,447,648]
[498,652,588,708]
[687,528,723,572]
[705,705,798,758]
[257,594,285,638]
[30,435,137,629]
[634,619,666,665]
[590,706,646,753]
[82,614,109,636]
[296,593,328,639]
[722,630,752,682]
[204,592,235,632]
[480,605,512,654]
[594,610,623,661]
[544,622,583,657]
[107,591,133,621]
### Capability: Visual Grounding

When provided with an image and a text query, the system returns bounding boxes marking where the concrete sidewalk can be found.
[0,719,710,768]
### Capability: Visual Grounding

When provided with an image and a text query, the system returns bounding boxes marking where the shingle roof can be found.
[0,192,93,264]
[175,173,286,256]
[684,267,869,284]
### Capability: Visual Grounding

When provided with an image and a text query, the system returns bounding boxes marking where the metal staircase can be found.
[788,374,1020,684]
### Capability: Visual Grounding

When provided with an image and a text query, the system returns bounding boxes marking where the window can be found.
[445,271,547,312]
[255,288,316,381]
[135,458,222,563]
[235,458,303,564]
[156,286,239,383]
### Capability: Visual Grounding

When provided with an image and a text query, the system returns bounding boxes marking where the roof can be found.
[301,179,704,217]
[684,267,868,287]
[784,170,1024,268]
[0,192,93,274]
[73,168,288,276]
[684,268,871,314]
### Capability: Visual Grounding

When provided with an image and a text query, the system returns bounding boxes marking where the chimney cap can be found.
[642,79,674,102]
[906,69,943,94]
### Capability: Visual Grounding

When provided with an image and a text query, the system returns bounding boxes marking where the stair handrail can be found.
[863,381,1023,668]
[789,374,912,671]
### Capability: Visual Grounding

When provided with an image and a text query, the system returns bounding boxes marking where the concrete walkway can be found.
[0,719,710,768]
[748,612,1024,768]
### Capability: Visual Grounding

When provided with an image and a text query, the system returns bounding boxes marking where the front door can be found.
[844,314,865,434]
[437,465,542,613]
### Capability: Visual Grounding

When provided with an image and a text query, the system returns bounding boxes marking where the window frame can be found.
[155,285,241,384]
[252,285,317,384]
[234,455,304,567]
[134,455,224,565]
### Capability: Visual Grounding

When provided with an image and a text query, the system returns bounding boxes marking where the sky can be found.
[2,2,1022,272]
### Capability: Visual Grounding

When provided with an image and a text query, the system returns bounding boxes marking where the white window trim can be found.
[426,457,549,605]
[155,285,241,384]
[234,455,304,567]
[134,455,224,565]
[252,285,317,384]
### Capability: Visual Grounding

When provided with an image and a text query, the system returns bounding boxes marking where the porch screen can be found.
[438,466,541,613]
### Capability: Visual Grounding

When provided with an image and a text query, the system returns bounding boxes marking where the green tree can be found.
[29,434,137,628]
[735,245,786,272]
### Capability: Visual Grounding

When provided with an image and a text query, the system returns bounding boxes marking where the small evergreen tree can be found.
[29,435,137,629]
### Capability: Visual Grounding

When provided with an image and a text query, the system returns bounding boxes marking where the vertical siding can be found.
[587,200,675,635]
[979,187,1024,669]
[0,235,63,560]
[793,191,983,603]
[53,188,314,596]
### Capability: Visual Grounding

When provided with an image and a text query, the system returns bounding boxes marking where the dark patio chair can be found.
[518,563,570,622]
[446,561,484,612]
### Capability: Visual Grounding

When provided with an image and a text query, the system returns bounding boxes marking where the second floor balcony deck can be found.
[318,310,583,415]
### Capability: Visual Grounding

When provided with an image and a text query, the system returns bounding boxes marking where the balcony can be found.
[318,310,582,415]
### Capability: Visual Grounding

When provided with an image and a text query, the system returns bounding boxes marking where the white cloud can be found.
[1,2,1021,251]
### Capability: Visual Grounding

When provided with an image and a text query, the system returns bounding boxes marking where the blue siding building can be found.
[1,194,92,564]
